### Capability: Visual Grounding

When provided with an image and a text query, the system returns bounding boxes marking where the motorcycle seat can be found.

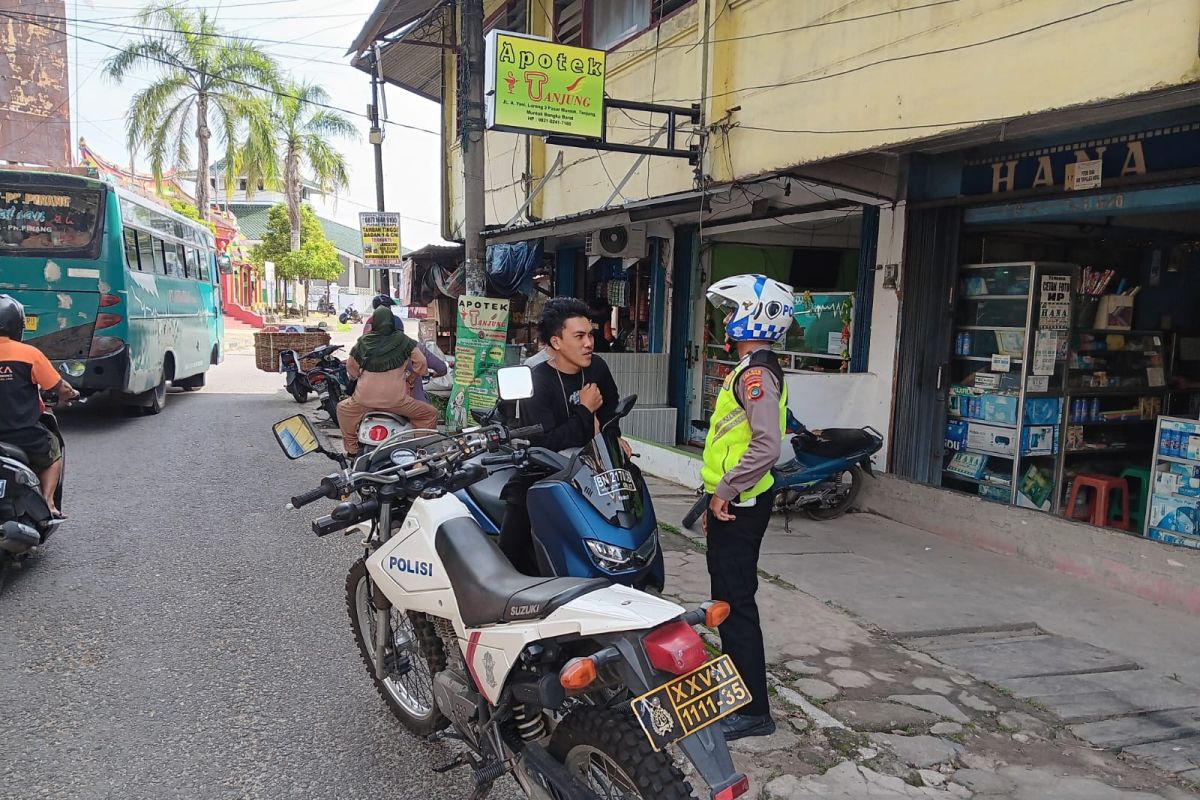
[792,428,879,459]
[435,517,609,628]
[0,442,30,466]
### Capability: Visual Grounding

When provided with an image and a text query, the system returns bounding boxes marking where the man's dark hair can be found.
[538,297,591,345]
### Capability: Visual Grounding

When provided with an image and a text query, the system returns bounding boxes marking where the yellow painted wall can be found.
[440,0,1200,234]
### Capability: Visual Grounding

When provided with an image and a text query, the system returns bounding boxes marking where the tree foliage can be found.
[250,203,342,283]
[168,198,217,235]
[103,4,279,218]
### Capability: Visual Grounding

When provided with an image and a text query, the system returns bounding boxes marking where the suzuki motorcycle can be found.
[683,412,882,529]
[454,398,665,591]
[272,368,751,800]
[0,393,68,590]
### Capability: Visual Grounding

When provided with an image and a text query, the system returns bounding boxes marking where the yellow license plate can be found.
[630,655,751,751]
[24,315,37,332]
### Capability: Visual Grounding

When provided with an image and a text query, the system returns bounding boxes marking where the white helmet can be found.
[706,274,795,343]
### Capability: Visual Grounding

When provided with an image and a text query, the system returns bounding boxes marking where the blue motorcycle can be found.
[455,394,666,592]
[683,411,883,528]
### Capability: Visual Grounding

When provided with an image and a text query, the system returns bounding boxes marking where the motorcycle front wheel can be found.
[548,708,697,800]
[803,465,863,521]
[346,559,448,736]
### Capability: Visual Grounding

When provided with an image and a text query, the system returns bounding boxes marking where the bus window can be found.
[123,229,141,270]
[162,240,183,278]
[179,244,191,278]
[136,230,154,272]
[151,237,167,275]
[191,248,207,281]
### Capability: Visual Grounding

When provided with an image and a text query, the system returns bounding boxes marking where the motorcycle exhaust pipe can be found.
[0,520,41,553]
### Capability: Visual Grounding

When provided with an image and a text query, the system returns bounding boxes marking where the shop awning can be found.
[347,0,453,103]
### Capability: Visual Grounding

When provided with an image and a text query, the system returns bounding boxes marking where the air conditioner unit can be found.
[586,224,647,259]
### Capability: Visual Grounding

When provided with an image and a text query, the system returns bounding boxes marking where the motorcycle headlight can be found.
[585,539,636,571]
[633,528,659,564]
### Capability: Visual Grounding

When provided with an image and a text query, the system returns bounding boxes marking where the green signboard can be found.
[447,296,510,431]
[486,30,606,139]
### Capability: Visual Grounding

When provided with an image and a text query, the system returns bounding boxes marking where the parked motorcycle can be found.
[338,305,362,325]
[280,344,355,420]
[271,368,751,800]
[0,392,69,589]
[453,397,665,591]
[683,411,883,529]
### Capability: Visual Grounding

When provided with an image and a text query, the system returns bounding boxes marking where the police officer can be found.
[700,274,794,741]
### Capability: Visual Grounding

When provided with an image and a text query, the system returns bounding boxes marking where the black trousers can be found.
[706,491,773,717]
[498,501,540,576]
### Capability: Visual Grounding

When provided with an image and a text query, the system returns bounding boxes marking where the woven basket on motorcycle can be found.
[253,331,332,372]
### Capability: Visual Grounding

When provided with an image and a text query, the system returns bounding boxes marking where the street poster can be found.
[485,30,606,139]
[790,292,853,363]
[448,296,510,430]
[359,212,402,268]
[1033,330,1059,375]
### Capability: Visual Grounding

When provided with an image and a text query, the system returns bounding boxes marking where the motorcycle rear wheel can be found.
[548,707,697,800]
[803,465,863,521]
[288,383,309,403]
[346,559,449,735]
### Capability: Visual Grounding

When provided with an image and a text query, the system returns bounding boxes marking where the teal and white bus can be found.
[0,169,224,414]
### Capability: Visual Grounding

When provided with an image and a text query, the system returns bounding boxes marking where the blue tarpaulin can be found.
[486,240,543,298]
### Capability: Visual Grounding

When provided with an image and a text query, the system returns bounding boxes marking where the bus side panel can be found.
[124,269,168,395]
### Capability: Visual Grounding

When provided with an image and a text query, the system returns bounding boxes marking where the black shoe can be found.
[720,713,776,741]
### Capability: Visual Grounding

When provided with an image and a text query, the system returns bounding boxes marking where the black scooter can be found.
[0,393,68,590]
[280,344,355,420]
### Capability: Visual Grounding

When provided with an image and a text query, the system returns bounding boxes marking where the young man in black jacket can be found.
[498,297,631,574]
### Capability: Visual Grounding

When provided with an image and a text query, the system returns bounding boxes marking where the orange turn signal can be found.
[559,657,598,691]
[705,601,731,628]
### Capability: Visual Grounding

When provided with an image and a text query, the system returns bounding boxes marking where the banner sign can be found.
[791,292,854,362]
[359,212,402,268]
[447,296,510,430]
[485,30,606,139]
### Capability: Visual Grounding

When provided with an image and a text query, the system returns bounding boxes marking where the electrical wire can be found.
[656,0,1134,105]
[0,10,440,137]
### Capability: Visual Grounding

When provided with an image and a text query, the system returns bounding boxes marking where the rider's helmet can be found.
[0,294,26,341]
[705,274,795,343]
[372,293,396,309]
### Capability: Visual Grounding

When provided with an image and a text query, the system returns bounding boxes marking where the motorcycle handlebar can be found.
[508,424,543,440]
[289,480,336,510]
[480,453,515,467]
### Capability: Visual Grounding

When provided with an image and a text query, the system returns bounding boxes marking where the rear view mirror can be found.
[496,365,534,401]
[273,414,323,459]
[614,394,638,419]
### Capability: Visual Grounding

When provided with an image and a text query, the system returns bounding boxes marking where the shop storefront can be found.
[894,109,1200,550]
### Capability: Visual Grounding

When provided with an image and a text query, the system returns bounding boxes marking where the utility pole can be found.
[460,0,487,297]
[369,57,391,297]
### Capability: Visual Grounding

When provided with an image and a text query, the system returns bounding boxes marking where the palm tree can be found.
[104,5,278,219]
[239,80,357,251]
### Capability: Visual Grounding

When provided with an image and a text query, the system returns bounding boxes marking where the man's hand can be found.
[56,380,80,402]
[619,437,633,458]
[709,494,734,524]
[578,382,603,412]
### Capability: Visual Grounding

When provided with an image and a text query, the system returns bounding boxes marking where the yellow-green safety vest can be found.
[700,357,788,502]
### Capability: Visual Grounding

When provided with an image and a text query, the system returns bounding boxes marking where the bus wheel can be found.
[142,376,167,416]
[176,372,206,392]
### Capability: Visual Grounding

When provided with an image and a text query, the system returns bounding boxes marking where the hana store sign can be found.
[485,30,606,139]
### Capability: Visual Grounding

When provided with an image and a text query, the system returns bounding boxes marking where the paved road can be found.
[0,354,514,800]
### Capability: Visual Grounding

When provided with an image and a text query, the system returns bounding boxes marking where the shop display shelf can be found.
[953,355,1024,363]
[957,325,1027,332]
[1074,419,1158,426]
[949,447,1016,459]
[1066,387,1168,396]
[1156,453,1200,466]
[1065,445,1153,457]
[960,294,1029,300]
[942,471,1013,488]
[947,414,1018,429]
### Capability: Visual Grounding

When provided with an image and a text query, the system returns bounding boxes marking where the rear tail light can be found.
[89,336,125,358]
[643,620,708,676]
[368,425,390,442]
[713,775,750,800]
[309,373,327,385]
[95,312,123,330]
[99,293,121,307]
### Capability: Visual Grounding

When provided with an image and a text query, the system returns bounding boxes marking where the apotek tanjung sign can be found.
[485,31,606,139]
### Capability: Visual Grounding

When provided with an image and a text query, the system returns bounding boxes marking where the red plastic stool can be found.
[1065,474,1131,530]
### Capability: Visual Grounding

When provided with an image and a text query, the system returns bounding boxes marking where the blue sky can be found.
[65,0,446,247]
